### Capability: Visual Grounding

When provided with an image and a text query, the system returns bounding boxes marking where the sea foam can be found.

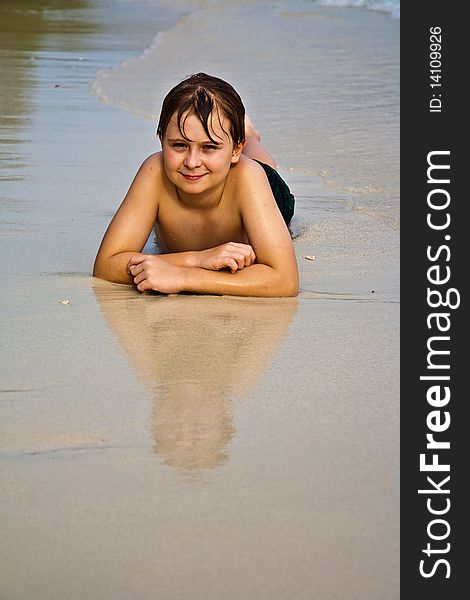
[315,0,400,19]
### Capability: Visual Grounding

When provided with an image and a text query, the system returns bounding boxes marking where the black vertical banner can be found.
[401,3,466,598]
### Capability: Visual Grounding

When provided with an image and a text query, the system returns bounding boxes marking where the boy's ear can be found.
[230,142,244,164]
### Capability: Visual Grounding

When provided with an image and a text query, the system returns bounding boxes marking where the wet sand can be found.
[0,1,399,598]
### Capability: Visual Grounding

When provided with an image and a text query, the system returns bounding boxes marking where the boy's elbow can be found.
[93,254,134,286]
[282,278,299,297]
[93,256,109,281]
[285,285,299,298]
[274,270,298,297]
[92,257,102,279]
[263,264,298,297]
[284,264,299,297]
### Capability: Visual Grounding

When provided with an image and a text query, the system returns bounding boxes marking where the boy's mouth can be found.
[180,173,207,181]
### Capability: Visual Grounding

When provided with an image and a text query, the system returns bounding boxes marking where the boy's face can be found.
[161,109,243,197]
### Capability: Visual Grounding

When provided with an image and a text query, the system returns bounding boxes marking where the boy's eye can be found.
[170,142,218,150]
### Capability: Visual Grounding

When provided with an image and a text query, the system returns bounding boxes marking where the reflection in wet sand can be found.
[93,283,297,474]
[0,1,99,185]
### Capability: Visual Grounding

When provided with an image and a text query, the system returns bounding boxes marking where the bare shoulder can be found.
[233,155,269,187]
[231,155,277,213]
[127,151,168,206]
[118,151,165,216]
[137,151,164,180]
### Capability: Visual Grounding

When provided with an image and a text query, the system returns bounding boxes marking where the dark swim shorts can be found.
[253,159,295,226]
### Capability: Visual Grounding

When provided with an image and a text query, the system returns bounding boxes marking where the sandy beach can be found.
[1,1,399,598]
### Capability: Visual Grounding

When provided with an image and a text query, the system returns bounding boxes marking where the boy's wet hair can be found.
[157,73,245,147]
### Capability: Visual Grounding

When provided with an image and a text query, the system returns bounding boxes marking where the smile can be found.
[180,173,207,181]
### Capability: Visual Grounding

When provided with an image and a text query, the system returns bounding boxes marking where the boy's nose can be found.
[184,149,202,169]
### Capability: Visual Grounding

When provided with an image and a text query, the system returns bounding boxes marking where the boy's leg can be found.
[242,116,278,170]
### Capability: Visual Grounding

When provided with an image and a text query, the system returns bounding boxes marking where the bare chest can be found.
[156,201,248,252]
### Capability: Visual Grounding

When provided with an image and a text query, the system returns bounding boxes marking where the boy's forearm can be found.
[93,252,137,284]
[94,252,299,297]
[157,251,199,268]
[93,250,199,284]
[182,264,298,297]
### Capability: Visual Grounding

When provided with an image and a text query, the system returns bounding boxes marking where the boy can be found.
[93,73,298,297]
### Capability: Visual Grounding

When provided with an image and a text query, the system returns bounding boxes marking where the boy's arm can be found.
[182,263,297,297]
[153,251,200,268]
[158,242,256,272]
[93,154,162,284]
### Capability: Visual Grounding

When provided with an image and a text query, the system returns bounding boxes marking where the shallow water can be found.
[92,0,400,230]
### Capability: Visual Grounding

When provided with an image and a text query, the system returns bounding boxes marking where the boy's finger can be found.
[133,272,146,285]
[130,264,144,275]
[137,280,150,292]
[244,253,253,266]
[233,253,245,269]
[128,254,146,266]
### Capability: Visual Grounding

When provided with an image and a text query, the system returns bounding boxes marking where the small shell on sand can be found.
[304,255,316,261]
[59,299,71,305]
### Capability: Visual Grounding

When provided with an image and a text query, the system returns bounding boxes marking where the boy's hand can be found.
[197,242,256,273]
[127,254,188,294]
